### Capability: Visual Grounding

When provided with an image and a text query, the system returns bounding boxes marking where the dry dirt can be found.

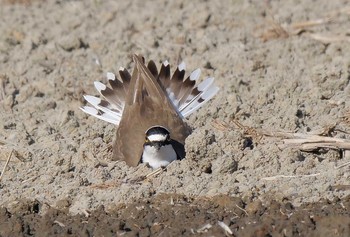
[1,195,350,236]
[0,0,350,236]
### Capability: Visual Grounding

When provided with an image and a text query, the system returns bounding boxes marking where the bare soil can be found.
[1,194,350,237]
[0,0,350,236]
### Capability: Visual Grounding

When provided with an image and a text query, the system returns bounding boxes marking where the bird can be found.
[142,126,178,169]
[81,54,219,168]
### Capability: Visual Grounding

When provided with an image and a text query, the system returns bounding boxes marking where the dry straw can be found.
[0,149,13,182]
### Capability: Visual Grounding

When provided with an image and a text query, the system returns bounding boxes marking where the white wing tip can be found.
[106,72,116,80]
[204,86,220,99]
[80,106,98,115]
[80,106,119,125]
[84,95,101,106]
[94,81,107,91]
[178,61,186,71]
[190,69,201,81]
[198,77,214,91]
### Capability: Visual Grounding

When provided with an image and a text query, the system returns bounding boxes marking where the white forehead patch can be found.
[147,134,167,142]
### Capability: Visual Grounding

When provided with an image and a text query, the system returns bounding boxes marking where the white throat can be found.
[142,144,177,169]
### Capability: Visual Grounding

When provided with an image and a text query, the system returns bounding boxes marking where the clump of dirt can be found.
[1,194,349,237]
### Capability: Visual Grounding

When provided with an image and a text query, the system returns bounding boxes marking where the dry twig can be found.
[90,181,120,189]
[196,223,212,233]
[212,119,229,131]
[259,19,289,42]
[217,221,233,235]
[0,149,13,182]
[235,204,249,216]
[0,74,8,101]
[308,33,350,44]
[291,18,333,30]
[53,220,66,227]
[259,6,349,42]
[335,161,350,169]
[146,167,164,179]
[262,173,320,181]
[222,118,350,153]
[277,133,350,151]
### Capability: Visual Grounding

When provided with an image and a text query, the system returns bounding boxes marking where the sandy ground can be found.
[0,0,350,236]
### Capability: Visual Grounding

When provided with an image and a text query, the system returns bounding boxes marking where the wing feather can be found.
[81,54,219,167]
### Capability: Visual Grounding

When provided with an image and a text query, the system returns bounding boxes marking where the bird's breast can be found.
[142,144,177,169]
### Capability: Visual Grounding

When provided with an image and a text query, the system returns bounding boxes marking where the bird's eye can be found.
[167,136,171,141]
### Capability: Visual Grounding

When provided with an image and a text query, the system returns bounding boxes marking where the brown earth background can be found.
[0,0,350,236]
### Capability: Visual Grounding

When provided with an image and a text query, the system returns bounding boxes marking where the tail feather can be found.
[81,57,219,124]
[158,60,171,89]
[168,62,186,101]
[107,72,125,98]
[83,95,122,117]
[147,60,158,78]
[177,68,201,105]
[118,67,131,92]
[94,81,124,110]
[181,86,220,117]
[158,63,219,118]
[179,77,215,112]
[80,106,120,125]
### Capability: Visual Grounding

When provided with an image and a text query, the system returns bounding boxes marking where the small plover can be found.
[81,54,219,168]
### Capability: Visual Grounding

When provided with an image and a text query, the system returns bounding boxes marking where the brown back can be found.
[113,55,191,166]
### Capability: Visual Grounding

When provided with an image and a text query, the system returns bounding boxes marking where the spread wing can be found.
[113,55,190,166]
[81,57,219,124]
[81,54,220,166]
[80,68,131,125]
[156,60,219,118]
